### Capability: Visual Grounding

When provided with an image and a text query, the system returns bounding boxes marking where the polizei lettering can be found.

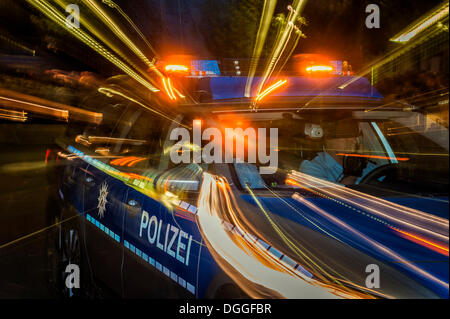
[139,211,193,266]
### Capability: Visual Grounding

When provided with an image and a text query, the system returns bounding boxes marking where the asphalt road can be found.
[0,123,65,298]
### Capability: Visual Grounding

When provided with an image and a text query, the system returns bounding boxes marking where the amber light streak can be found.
[165,65,189,73]
[390,3,449,42]
[255,79,288,102]
[288,170,449,243]
[25,0,159,93]
[336,153,410,162]
[162,77,177,101]
[244,0,278,97]
[287,171,448,290]
[256,0,307,98]
[199,175,386,298]
[291,192,449,292]
[197,173,342,298]
[110,156,146,167]
[306,65,333,73]
[391,227,449,256]
[0,108,27,122]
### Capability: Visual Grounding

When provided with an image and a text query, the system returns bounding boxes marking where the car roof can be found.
[194,75,383,100]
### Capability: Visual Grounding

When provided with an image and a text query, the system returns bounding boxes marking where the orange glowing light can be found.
[286,178,302,187]
[336,153,410,162]
[165,64,189,73]
[255,79,287,102]
[110,156,145,166]
[167,78,176,100]
[390,227,449,256]
[162,77,177,100]
[127,157,147,167]
[306,65,333,73]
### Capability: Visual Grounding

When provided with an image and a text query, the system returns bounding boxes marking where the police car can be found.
[49,63,449,299]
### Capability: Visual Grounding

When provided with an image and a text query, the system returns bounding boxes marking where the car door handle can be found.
[127,199,141,209]
[126,199,141,217]
[83,176,95,188]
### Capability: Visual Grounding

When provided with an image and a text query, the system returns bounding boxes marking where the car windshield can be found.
[225,110,448,198]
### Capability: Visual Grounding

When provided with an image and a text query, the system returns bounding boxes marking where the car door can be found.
[118,110,203,297]
[76,103,130,295]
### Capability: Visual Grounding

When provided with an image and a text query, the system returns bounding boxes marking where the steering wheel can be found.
[358,163,400,185]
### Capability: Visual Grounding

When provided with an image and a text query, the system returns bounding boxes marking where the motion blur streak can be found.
[255,79,288,102]
[292,193,449,291]
[25,0,159,93]
[0,108,27,122]
[256,0,307,98]
[306,65,333,72]
[167,78,177,101]
[339,2,448,91]
[390,3,449,42]
[97,87,187,128]
[101,0,159,58]
[336,153,410,161]
[198,174,388,298]
[288,172,449,290]
[245,184,355,293]
[289,171,449,241]
[0,95,68,121]
[245,0,278,97]
[197,173,342,298]
[162,77,177,101]
[0,88,102,124]
[52,0,150,81]
[165,65,189,72]
[83,0,156,69]
[391,227,449,256]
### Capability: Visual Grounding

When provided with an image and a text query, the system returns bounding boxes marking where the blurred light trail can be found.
[0,108,27,122]
[365,88,449,113]
[53,0,151,82]
[196,173,342,298]
[110,156,146,167]
[390,2,449,42]
[256,0,307,99]
[391,227,449,256]
[101,0,159,59]
[0,34,35,56]
[245,184,366,296]
[165,64,189,73]
[167,78,177,100]
[305,65,333,73]
[339,4,448,91]
[336,153,410,161]
[45,149,51,165]
[255,79,287,102]
[0,88,102,124]
[97,87,188,128]
[126,157,147,167]
[26,0,159,93]
[387,129,448,136]
[288,171,449,243]
[162,77,177,100]
[84,0,156,70]
[245,0,278,97]
[291,192,449,293]
[86,136,147,145]
[0,95,68,121]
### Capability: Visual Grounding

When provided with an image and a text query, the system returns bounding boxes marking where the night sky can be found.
[117,0,444,68]
[1,0,445,72]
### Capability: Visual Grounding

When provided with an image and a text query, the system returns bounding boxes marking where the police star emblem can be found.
[97,182,109,218]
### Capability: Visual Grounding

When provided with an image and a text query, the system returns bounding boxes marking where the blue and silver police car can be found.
[50,72,449,299]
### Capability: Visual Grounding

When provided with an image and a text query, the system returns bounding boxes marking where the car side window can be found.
[107,107,171,171]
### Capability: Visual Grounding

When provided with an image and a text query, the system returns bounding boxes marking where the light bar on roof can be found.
[190,60,220,76]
